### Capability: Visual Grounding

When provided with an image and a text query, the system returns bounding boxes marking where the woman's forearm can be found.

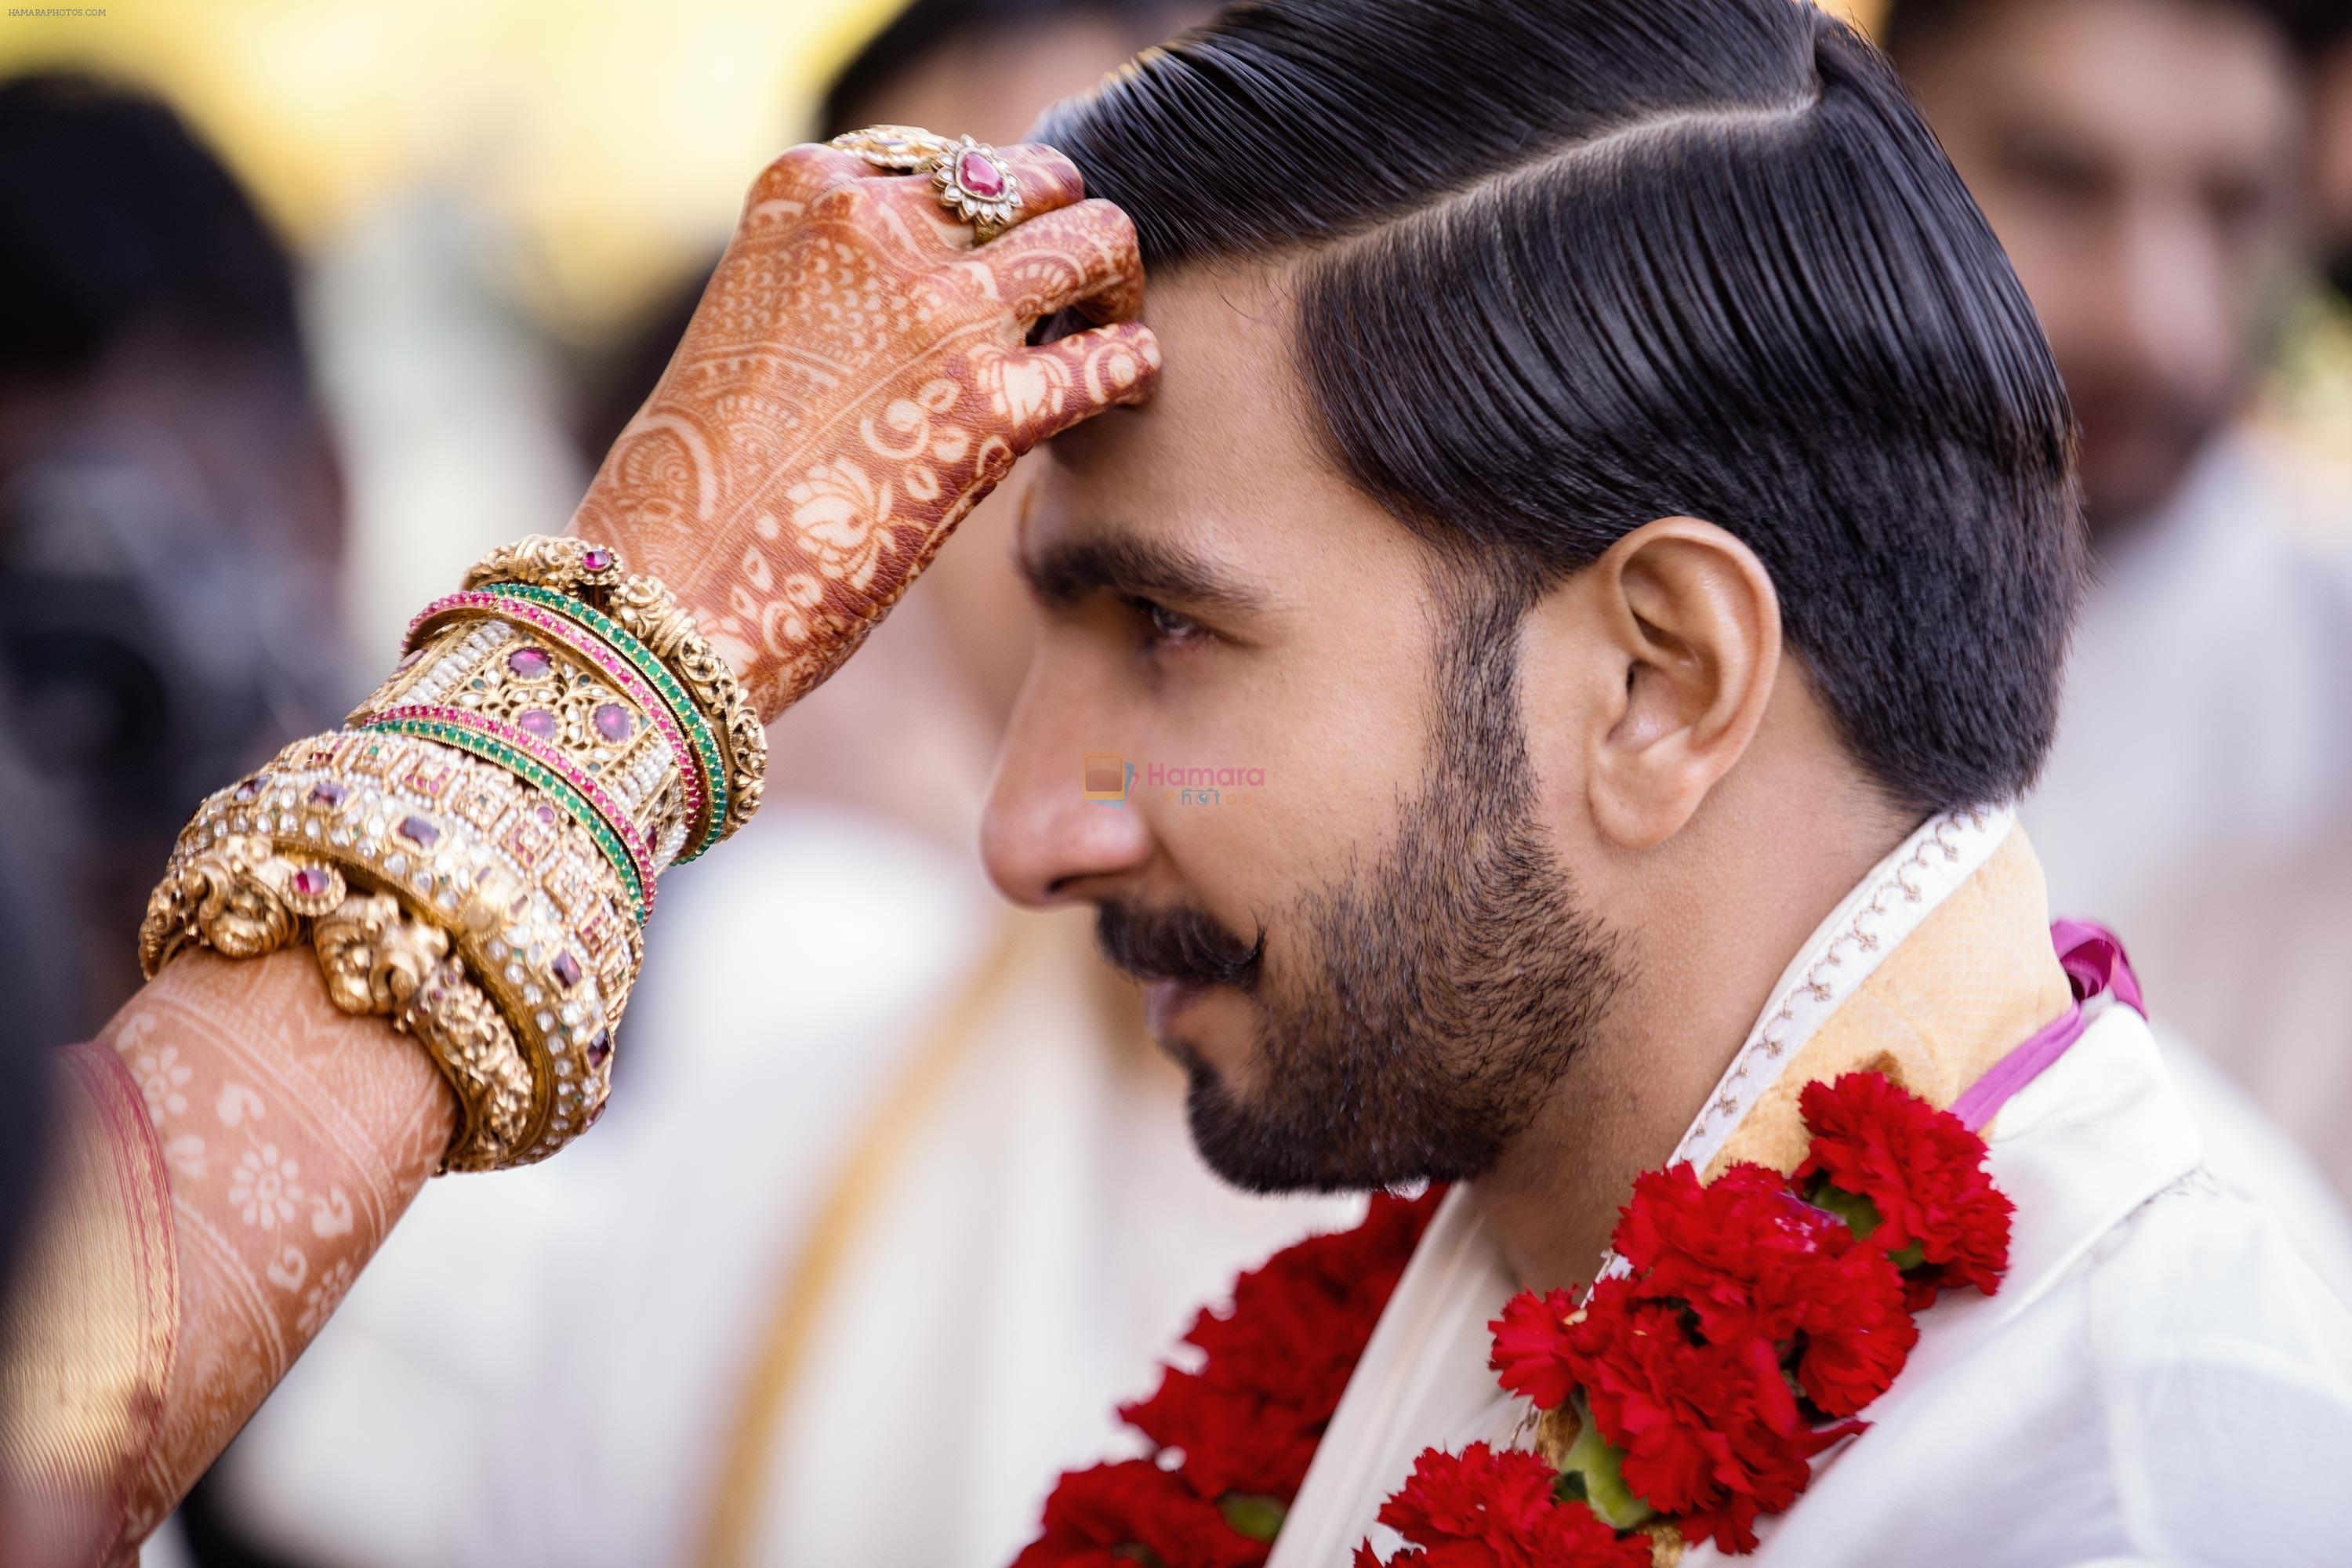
[100,950,451,1547]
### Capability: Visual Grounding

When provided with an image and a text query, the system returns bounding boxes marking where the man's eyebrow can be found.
[1018,533,1270,616]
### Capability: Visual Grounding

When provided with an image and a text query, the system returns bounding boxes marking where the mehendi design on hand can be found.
[570,141,1162,720]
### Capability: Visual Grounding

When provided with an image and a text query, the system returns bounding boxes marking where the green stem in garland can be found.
[1809,1178,1927,1268]
[1559,1395,1657,1531]
[1218,1493,1287,1544]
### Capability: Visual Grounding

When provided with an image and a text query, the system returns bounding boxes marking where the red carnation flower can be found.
[1564,1279,1837,1554]
[1120,1371,1323,1502]
[1123,1188,1443,1501]
[1786,1225,1917,1417]
[1374,1443,1650,1568]
[1613,1162,1836,1346]
[1487,1287,1581,1410]
[1010,1460,1267,1568]
[1794,1073,2013,1304]
[1674,1414,1863,1557]
[1610,1158,1918,1417]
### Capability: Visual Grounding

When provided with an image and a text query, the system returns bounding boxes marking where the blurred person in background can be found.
[207,5,1353,1568]
[0,73,354,1043]
[0,71,350,1568]
[1889,0,2352,1211]
[2321,21,2352,302]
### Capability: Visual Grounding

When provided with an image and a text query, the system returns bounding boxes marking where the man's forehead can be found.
[1048,260,1306,470]
[1032,263,1319,551]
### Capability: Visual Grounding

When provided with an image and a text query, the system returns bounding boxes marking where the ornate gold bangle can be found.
[149,728,642,1166]
[135,528,763,1172]
[463,535,767,852]
[355,604,686,895]
[140,836,537,1171]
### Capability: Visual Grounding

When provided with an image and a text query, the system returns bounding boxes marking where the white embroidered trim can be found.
[1592,805,2013,1281]
[1672,804,2013,1170]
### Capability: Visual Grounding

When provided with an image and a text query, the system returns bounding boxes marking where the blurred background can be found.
[1,0,2348,1566]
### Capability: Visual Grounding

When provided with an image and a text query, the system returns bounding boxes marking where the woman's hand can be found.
[571,140,1160,721]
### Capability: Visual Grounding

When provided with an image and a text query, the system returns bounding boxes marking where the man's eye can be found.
[1124,594,1209,650]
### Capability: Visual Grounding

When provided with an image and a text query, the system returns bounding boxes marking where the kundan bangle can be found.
[137,531,761,1174]
[362,709,658,922]
[409,585,728,862]
[140,834,538,1170]
[463,535,767,855]
[368,608,696,844]
[602,572,767,851]
[147,728,641,1165]
[387,591,714,866]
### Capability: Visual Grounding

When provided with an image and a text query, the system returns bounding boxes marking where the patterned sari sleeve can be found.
[2,948,452,1566]
[1,1040,178,1566]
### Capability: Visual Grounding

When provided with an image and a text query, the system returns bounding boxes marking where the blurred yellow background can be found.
[0,0,902,332]
[0,0,1884,335]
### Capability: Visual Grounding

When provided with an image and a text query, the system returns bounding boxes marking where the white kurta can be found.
[1275,811,2352,1566]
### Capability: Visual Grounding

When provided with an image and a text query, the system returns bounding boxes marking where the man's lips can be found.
[1143,978,1209,1038]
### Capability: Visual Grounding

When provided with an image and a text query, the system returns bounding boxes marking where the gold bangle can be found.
[140,837,538,1171]
[151,728,644,1165]
[312,891,543,1172]
[463,535,767,851]
[355,604,688,891]
[604,572,767,850]
[136,528,761,1171]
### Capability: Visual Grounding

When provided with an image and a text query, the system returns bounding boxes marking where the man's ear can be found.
[1566,517,1782,851]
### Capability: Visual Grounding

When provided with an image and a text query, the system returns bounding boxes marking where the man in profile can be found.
[972,0,2352,1555]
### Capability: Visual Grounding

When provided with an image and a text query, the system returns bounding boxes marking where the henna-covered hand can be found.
[571,141,1160,721]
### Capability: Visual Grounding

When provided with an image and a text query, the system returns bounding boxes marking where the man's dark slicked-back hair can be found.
[1042,0,2085,815]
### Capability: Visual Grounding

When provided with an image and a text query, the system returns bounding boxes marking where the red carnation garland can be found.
[1011,1073,2013,1566]
[1013,1188,1444,1568]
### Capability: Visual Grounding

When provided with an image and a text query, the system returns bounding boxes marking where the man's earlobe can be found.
[1584,517,1781,851]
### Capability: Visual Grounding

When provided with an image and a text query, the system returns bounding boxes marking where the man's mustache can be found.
[1094,901,1266,991]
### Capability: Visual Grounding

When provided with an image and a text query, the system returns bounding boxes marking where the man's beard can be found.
[1096,588,1626,1194]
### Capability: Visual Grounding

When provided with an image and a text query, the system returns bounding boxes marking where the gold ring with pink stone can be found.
[930,134,1022,241]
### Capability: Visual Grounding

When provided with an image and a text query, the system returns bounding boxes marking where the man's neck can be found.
[1468,800,1918,1292]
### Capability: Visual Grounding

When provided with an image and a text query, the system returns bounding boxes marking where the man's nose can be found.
[981,673,1153,909]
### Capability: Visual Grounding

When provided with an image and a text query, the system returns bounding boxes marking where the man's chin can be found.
[1176,1064,1479,1197]
[1181,1073,1365,1195]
